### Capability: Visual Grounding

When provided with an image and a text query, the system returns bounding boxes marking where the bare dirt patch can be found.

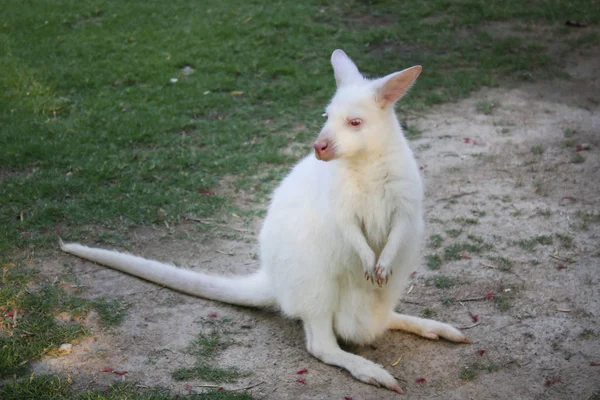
[31,52,600,399]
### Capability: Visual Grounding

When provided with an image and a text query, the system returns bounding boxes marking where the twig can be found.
[453,296,488,302]
[216,250,235,256]
[193,384,221,388]
[231,381,265,392]
[459,301,477,322]
[459,322,481,329]
[438,191,478,202]
[184,215,250,233]
[406,285,414,295]
[480,262,496,269]
[400,299,424,305]
[549,254,567,262]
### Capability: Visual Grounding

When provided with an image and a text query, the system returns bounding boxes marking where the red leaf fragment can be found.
[411,271,417,277]
[296,379,306,384]
[4,311,13,318]
[209,312,218,318]
[132,153,138,161]
[591,362,600,366]
[545,376,562,386]
[296,368,308,375]
[556,264,566,270]
[416,378,426,384]
[344,397,353,400]
[463,138,471,144]
[100,367,114,373]
[218,387,224,391]
[472,315,479,323]
[478,349,486,356]
[460,252,471,259]
[185,383,191,390]
[198,188,215,196]
[81,258,87,263]
[485,292,496,300]
[113,370,128,376]
[576,144,583,151]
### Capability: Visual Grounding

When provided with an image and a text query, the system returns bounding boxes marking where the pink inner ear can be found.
[379,66,422,105]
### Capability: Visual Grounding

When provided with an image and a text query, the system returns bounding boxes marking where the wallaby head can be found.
[313,49,422,162]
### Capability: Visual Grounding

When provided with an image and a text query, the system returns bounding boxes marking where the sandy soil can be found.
[32,51,599,400]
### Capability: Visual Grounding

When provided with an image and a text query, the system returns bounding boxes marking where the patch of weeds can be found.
[579,329,597,339]
[444,242,489,260]
[454,217,479,225]
[428,234,443,249]
[460,366,477,380]
[421,308,436,318]
[476,101,497,115]
[418,143,432,151]
[441,297,454,306]
[172,318,247,383]
[518,235,553,251]
[555,232,574,249]
[472,210,486,217]
[0,377,252,399]
[485,363,501,373]
[91,297,129,327]
[577,211,600,231]
[404,125,422,140]
[492,256,514,272]
[572,153,585,164]
[426,254,442,270]
[445,229,463,238]
[531,259,540,266]
[536,209,553,218]
[495,294,511,312]
[563,128,577,138]
[467,234,484,244]
[531,145,544,155]
[426,275,456,289]
[533,181,545,194]
[0,264,90,377]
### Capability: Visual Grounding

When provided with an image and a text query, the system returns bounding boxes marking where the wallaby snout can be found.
[314,138,334,161]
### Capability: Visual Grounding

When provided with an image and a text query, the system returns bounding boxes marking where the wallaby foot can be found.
[388,312,472,343]
[304,317,404,394]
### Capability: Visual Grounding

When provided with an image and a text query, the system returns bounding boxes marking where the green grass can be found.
[531,145,544,155]
[0,261,131,378]
[426,275,456,289]
[460,366,477,381]
[1,0,599,254]
[172,318,247,383]
[428,234,444,249]
[517,235,553,251]
[426,254,443,270]
[0,264,90,377]
[444,242,490,260]
[0,377,252,400]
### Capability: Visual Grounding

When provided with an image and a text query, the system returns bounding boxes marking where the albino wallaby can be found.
[61,49,471,394]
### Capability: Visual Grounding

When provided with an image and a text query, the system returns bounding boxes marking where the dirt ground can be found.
[32,50,599,400]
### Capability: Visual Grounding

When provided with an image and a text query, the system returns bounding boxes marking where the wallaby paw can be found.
[351,361,404,394]
[420,320,471,344]
[364,264,391,287]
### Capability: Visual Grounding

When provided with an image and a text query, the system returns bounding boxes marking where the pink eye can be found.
[349,118,362,127]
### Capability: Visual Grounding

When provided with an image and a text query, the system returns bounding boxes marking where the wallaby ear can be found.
[375,66,422,107]
[331,49,363,87]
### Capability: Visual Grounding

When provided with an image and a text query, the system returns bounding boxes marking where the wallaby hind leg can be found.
[303,316,404,394]
[387,312,472,343]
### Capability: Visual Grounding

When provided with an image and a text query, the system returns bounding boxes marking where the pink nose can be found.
[313,139,332,161]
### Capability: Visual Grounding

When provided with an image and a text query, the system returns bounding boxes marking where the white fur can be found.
[61,50,470,393]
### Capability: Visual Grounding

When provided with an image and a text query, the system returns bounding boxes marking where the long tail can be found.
[60,240,275,308]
